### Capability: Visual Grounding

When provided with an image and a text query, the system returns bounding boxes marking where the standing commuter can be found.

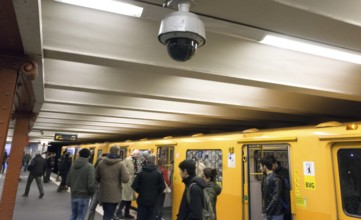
[67,148,97,220]
[22,152,32,172]
[114,149,140,219]
[96,146,129,220]
[131,155,166,220]
[177,159,206,220]
[58,152,72,192]
[87,153,108,220]
[260,156,284,220]
[44,152,55,183]
[1,151,8,174]
[270,155,291,220]
[22,151,46,198]
[202,168,222,219]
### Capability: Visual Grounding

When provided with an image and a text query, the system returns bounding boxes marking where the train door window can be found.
[337,148,361,217]
[186,150,223,184]
[97,149,102,160]
[73,148,79,162]
[119,147,128,160]
[88,147,95,164]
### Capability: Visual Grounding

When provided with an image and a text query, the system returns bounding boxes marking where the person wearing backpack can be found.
[177,159,205,220]
[202,168,222,219]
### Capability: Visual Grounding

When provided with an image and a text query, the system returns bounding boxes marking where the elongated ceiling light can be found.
[261,35,361,65]
[55,0,143,17]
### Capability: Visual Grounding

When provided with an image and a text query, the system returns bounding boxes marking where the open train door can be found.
[242,144,263,220]
[332,142,361,220]
[156,144,175,215]
[242,144,291,220]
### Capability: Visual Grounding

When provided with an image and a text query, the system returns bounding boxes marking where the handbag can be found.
[164,181,171,193]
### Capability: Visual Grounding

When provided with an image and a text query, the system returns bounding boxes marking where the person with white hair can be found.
[113,149,140,219]
[22,151,46,198]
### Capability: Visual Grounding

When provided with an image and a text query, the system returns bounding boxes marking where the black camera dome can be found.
[166,38,198,62]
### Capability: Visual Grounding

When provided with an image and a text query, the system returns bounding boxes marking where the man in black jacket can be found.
[131,155,166,220]
[177,159,205,220]
[260,156,284,220]
[270,156,291,220]
[22,151,46,198]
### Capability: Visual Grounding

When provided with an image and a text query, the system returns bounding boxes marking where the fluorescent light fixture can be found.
[55,0,143,17]
[261,35,361,65]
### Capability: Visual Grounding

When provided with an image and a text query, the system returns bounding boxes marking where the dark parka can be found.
[262,172,284,216]
[95,155,130,203]
[177,176,206,220]
[205,181,222,218]
[66,157,97,198]
[29,154,46,177]
[131,164,166,207]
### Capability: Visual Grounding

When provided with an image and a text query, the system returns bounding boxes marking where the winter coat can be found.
[29,155,46,177]
[205,181,222,217]
[96,154,129,203]
[66,157,97,198]
[121,156,137,201]
[262,172,284,216]
[22,154,31,164]
[131,164,166,207]
[177,176,206,220]
[58,155,72,175]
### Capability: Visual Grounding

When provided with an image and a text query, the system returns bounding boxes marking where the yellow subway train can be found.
[63,121,361,220]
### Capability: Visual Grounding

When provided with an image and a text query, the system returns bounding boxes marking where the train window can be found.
[186,150,223,184]
[97,149,102,159]
[337,149,361,217]
[253,145,289,181]
[119,147,127,160]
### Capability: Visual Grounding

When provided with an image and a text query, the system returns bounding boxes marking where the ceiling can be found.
[5,0,361,143]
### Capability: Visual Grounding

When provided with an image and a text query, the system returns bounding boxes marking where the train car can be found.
[66,121,361,220]
[126,122,361,220]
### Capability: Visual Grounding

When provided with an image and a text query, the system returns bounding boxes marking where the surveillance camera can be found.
[158,2,205,62]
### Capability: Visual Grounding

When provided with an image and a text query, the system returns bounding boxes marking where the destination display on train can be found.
[54,133,77,141]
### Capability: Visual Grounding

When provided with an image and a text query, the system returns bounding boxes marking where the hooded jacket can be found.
[205,181,222,217]
[177,176,206,220]
[66,157,96,198]
[131,164,166,207]
[96,154,130,203]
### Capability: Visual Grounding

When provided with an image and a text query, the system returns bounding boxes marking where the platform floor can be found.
[0,170,172,220]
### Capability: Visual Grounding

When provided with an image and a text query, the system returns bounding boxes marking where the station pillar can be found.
[0,69,17,166]
[0,113,32,220]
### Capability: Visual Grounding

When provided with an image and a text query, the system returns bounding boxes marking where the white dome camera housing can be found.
[158,2,206,62]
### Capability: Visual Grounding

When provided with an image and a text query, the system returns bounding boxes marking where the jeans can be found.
[69,197,90,220]
[24,173,44,195]
[87,190,100,220]
[102,203,118,220]
[264,214,284,220]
